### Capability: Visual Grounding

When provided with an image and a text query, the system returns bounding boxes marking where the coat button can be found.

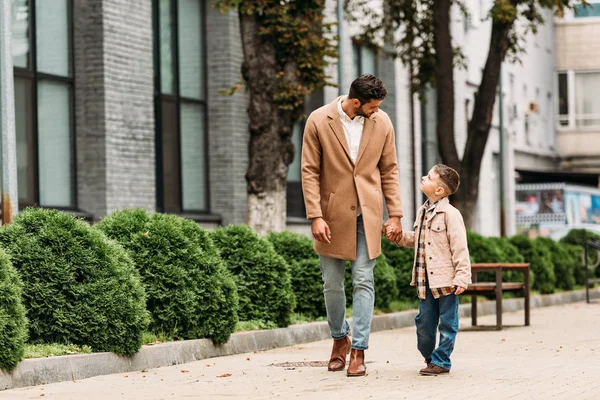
[427,242,431,245]
[430,271,433,275]
[429,257,432,260]
[351,206,356,210]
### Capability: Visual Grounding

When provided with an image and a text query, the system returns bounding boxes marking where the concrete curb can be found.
[1,287,599,390]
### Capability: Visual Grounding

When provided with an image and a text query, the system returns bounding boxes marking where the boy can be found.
[386,164,471,376]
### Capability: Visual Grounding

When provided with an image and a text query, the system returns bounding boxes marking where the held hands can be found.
[454,286,465,295]
[383,216,402,243]
[311,217,331,244]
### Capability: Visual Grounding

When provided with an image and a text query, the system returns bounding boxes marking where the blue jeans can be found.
[415,280,459,370]
[320,216,375,350]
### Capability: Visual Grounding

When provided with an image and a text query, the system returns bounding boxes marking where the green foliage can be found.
[23,343,91,359]
[560,228,600,278]
[562,244,587,286]
[381,237,415,301]
[345,254,399,311]
[96,209,238,344]
[0,208,148,355]
[266,232,324,318]
[0,249,27,370]
[211,225,295,327]
[214,0,337,113]
[536,238,576,291]
[509,235,556,294]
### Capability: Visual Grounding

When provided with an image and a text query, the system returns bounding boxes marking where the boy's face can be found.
[420,168,447,198]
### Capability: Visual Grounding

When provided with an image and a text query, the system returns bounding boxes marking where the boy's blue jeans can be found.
[319,215,375,350]
[415,279,459,370]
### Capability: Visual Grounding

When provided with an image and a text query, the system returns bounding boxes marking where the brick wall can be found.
[74,0,156,219]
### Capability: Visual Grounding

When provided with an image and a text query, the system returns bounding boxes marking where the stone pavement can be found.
[1,302,599,400]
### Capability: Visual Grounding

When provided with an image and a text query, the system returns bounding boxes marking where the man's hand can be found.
[454,286,465,295]
[383,216,402,243]
[312,217,331,244]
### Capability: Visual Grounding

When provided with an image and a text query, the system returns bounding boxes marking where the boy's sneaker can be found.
[419,364,450,376]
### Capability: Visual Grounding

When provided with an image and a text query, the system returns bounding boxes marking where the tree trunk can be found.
[453,2,517,229]
[432,0,460,171]
[239,13,297,235]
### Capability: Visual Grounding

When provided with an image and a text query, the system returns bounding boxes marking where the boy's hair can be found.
[433,164,460,195]
[348,74,387,105]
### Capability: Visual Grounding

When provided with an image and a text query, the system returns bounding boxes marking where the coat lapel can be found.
[328,118,353,164]
[355,116,375,167]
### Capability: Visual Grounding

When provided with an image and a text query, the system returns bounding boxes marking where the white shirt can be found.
[337,96,364,215]
[337,96,364,163]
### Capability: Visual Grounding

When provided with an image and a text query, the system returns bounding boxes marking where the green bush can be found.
[0,208,148,355]
[536,238,576,291]
[266,232,324,318]
[467,231,504,263]
[509,235,556,294]
[560,229,600,279]
[382,238,414,301]
[211,225,295,327]
[563,244,587,285]
[96,209,238,344]
[0,249,28,370]
[345,253,399,311]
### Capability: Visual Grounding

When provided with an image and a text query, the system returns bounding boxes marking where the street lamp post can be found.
[0,0,19,223]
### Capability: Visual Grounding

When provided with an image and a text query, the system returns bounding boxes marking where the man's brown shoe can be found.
[419,364,450,376]
[419,363,433,374]
[327,335,351,371]
[346,349,366,377]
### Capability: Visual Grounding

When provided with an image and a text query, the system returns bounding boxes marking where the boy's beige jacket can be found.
[398,197,472,289]
[301,97,403,260]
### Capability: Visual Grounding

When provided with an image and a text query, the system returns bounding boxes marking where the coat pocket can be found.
[325,192,336,221]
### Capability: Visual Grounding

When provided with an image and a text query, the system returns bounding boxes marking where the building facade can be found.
[5,0,587,238]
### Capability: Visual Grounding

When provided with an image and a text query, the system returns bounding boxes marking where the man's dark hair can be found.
[348,74,387,104]
[433,164,460,195]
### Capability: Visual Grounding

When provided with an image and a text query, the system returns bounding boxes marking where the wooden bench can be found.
[463,263,530,330]
[585,241,600,304]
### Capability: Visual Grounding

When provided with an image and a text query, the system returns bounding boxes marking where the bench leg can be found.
[524,269,530,326]
[496,269,502,330]
[471,294,477,326]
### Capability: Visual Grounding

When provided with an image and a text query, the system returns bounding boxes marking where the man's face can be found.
[353,99,383,118]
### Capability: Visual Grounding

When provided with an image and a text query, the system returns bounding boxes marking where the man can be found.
[301,74,403,377]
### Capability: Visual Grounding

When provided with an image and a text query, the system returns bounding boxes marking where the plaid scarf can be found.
[415,200,455,300]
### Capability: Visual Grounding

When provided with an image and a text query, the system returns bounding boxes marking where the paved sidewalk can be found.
[2,302,599,400]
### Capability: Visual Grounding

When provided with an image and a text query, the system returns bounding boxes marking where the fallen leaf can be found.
[246,357,251,361]
[501,338,506,342]
[124,376,128,378]
[217,373,232,378]
[143,232,149,237]
[386,361,390,364]
[181,369,190,373]
[205,364,211,367]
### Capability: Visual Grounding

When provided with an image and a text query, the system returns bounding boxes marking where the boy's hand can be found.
[383,217,402,243]
[454,286,465,295]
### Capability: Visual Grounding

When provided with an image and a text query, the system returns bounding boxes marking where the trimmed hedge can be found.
[560,229,600,280]
[509,235,556,294]
[345,254,399,311]
[0,208,149,355]
[266,232,325,318]
[536,238,577,291]
[382,238,415,301]
[0,249,28,370]
[96,209,238,344]
[211,225,295,327]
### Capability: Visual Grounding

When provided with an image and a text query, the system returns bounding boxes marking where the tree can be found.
[346,0,584,228]
[214,0,337,235]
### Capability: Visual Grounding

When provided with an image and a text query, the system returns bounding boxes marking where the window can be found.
[6,0,75,208]
[557,71,600,129]
[574,2,600,18]
[351,41,377,78]
[154,0,208,213]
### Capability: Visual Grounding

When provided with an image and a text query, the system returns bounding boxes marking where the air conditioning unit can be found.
[527,101,539,114]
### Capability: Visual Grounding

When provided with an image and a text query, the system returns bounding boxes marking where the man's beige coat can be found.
[301,97,403,260]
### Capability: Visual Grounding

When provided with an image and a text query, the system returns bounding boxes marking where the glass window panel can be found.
[180,103,207,211]
[575,72,600,127]
[13,78,35,204]
[178,0,204,100]
[360,46,377,75]
[286,122,302,183]
[36,0,70,77]
[37,80,73,207]
[351,42,360,79]
[11,0,30,68]
[557,73,569,127]
[160,0,175,95]
[161,100,181,212]
[575,3,600,17]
